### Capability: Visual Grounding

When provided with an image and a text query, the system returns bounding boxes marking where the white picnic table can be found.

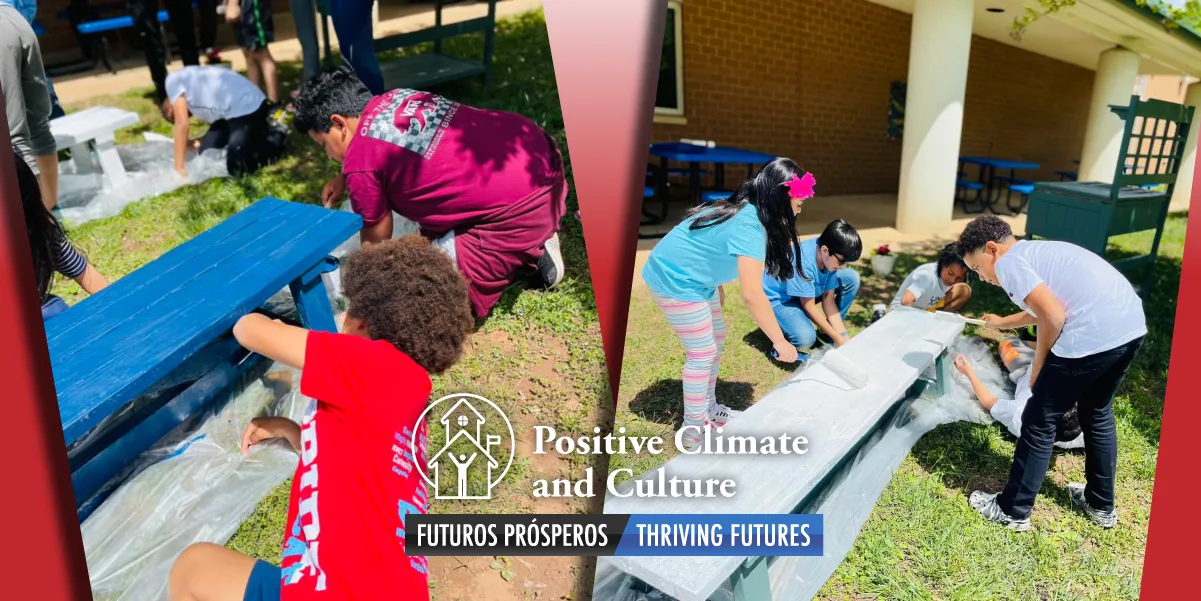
[599,308,965,601]
[51,106,142,189]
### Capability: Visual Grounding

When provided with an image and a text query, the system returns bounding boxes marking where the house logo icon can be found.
[412,393,515,500]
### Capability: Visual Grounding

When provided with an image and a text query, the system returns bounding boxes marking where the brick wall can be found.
[652,0,1095,195]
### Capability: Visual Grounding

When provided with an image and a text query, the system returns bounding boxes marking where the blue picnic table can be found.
[958,156,1041,215]
[644,143,777,232]
[49,197,361,520]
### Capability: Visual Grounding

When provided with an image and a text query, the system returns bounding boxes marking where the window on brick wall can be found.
[655,1,685,117]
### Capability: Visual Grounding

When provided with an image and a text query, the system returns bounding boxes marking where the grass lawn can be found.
[54,10,605,600]
[612,213,1185,600]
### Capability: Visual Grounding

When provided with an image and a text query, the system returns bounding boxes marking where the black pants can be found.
[997,336,1144,519]
[199,104,287,176]
[127,0,219,102]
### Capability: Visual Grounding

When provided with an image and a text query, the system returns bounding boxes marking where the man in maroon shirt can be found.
[292,67,569,320]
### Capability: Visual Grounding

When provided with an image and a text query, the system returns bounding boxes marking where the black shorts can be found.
[235,0,275,51]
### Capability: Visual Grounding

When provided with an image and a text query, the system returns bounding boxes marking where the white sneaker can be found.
[708,404,742,426]
[679,420,708,451]
[536,233,565,289]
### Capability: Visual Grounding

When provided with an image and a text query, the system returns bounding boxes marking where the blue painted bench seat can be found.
[701,190,732,202]
[1009,183,1035,195]
[77,9,170,34]
[956,179,983,191]
[643,186,654,198]
[48,197,361,520]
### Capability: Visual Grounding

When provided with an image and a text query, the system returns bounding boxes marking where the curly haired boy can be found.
[167,234,474,601]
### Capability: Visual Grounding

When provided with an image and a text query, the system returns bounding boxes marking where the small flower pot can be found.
[871,254,897,277]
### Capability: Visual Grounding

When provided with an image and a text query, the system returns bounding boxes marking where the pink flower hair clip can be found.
[784,172,816,200]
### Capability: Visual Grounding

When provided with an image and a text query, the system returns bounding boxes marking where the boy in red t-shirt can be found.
[167,234,475,601]
[291,67,569,320]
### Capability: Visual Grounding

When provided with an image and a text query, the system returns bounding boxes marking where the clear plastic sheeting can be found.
[58,137,230,225]
[321,202,422,304]
[593,336,1008,601]
[80,363,309,601]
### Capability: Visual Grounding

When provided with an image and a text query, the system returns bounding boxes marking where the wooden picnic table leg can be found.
[93,132,129,189]
[729,556,772,601]
[289,256,341,334]
[70,141,97,175]
[924,351,956,399]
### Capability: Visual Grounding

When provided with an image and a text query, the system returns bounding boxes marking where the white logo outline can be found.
[412,393,515,500]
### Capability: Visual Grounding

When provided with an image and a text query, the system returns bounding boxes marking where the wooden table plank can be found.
[52,198,361,445]
[45,199,284,352]
[601,309,963,601]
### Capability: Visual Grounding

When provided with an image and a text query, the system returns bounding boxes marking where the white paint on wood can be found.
[602,308,964,601]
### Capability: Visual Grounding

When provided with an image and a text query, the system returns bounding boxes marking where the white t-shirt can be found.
[989,374,1085,449]
[994,240,1146,358]
[165,66,266,124]
[890,262,951,311]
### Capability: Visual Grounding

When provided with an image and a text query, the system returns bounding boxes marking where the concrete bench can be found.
[47,197,361,521]
[599,308,964,601]
[51,106,142,189]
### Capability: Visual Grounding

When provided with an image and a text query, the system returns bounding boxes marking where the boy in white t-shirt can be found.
[890,243,972,312]
[160,65,288,179]
[956,215,1145,532]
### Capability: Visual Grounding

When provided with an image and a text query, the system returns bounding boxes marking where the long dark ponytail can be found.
[686,157,804,280]
[13,153,67,304]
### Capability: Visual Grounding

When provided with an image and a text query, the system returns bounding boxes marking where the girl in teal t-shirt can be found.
[641,157,814,448]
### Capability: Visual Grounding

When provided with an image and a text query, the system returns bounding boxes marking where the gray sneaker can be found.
[969,490,1031,532]
[1068,483,1118,528]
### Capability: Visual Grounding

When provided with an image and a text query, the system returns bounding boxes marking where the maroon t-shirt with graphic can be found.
[341,88,562,238]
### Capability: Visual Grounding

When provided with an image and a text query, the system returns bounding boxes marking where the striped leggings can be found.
[650,292,727,429]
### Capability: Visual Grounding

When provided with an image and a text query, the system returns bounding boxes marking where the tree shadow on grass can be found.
[628,379,756,428]
[910,421,1080,514]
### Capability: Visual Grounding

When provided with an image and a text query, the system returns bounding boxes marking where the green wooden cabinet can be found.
[1025,95,1193,295]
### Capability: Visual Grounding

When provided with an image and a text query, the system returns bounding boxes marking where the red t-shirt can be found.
[341,88,562,237]
[280,331,432,601]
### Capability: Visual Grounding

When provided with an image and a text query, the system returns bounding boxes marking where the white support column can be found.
[1171,82,1201,209]
[895,0,975,236]
[1078,47,1141,183]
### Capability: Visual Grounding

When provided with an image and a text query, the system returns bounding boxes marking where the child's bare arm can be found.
[232,313,307,370]
[821,290,850,346]
[953,355,998,409]
[241,417,301,455]
[73,264,108,295]
[360,212,394,246]
[172,96,190,177]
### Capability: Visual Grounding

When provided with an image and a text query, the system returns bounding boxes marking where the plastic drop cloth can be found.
[81,363,308,601]
[58,135,230,225]
[592,336,1008,601]
[77,209,433,601]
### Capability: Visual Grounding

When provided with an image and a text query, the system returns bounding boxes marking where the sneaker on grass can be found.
[1068,483,1118,528]
[969,490,1031,532]
[535,232,565,289]
[708,403,742,427]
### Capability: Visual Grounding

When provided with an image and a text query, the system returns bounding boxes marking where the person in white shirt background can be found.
[890,242,972,313]
[160,65,288,179]
[956,215,1146,533]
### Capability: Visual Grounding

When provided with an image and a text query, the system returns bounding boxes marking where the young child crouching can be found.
[167,234,474,601]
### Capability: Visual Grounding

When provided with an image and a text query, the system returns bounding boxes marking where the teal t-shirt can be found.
[642,204,767,302]
[763,237,838,303]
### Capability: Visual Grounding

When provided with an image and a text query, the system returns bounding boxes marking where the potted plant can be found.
[870,244,897,277]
